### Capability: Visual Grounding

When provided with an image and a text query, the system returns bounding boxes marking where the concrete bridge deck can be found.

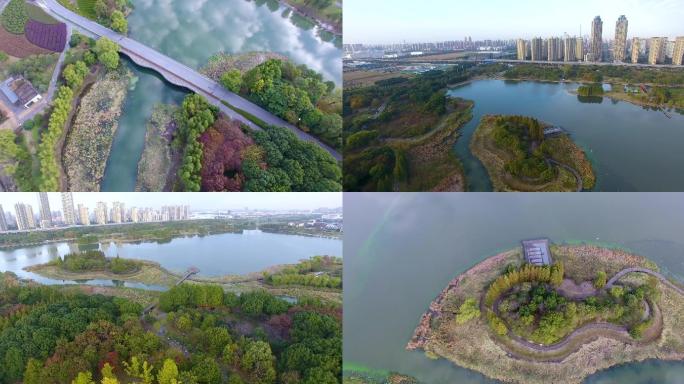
[37,0,341,160]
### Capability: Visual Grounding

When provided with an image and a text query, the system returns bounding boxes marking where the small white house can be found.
[1,77,41,109]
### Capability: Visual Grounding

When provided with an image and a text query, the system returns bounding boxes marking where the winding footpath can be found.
[494,267,682,359]
[546,158,583,192]
[36,0,341,160]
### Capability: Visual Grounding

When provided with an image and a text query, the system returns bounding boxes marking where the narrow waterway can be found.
[100,59,187,191]
[447,80,684,192]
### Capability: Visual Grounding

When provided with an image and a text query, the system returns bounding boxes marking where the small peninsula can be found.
[470,115,595,191]
[407,242,684,384]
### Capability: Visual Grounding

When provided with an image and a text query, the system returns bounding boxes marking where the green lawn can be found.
[26,3,59,24]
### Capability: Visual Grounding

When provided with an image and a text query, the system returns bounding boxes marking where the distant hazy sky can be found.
[0,193,341,212]
[344,0,684,44]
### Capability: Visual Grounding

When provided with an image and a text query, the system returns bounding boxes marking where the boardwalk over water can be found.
[36,0,341,160]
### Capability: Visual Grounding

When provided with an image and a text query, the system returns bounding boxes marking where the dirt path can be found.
[547,158,583,192]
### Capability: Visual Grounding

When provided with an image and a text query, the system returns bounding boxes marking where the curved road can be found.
[36,0,341,160]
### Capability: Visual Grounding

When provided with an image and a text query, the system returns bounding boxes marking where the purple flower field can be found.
[24,19,66,52]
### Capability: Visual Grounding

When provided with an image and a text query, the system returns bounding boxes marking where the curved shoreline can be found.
[407,244,684,384]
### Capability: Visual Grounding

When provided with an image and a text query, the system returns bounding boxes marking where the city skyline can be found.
[0,193,342,212]
[344,0,684,44]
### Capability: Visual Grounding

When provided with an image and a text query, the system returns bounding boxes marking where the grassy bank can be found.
[411,245,684,384]
[63,67,131,191]
[135,104,178,191]
[26,259,180,286]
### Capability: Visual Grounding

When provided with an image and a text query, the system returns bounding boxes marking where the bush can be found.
[220,69,242,93]
[594,270,607,289]
[1,0,28,35]
[455,298,481,324]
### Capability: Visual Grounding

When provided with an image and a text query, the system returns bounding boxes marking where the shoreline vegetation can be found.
[470,115,595,192]
[405,244,684,384]
[23,255,343,303]
[0,219,343,248]
[343,63,500,191]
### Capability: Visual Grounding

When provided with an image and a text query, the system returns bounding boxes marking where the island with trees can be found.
[406,242,684,384]
[0,252,342,383]
[470,115,595,191]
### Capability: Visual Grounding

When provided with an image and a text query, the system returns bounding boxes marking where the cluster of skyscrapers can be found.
[0,193,190,232]
[516,15,684,65]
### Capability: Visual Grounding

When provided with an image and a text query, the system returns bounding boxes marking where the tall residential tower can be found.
[61,192,76,225]
[674,37,684,65]
[0,204,7,232]
[613,15,628,62]
[14,203,35,230]
[37,192,52,228]
[590,16,603,62]
[649,37,667,64]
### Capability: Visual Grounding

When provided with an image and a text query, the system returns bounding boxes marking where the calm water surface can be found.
[0,231,342,288]
[344,193,684,383]
[101,0,342,190]
[447,80,684,192]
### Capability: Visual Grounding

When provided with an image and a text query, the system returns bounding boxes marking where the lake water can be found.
[101,0,342,190]
[344,193,684,384]
[447,80,684,192]
[0,231,342,288]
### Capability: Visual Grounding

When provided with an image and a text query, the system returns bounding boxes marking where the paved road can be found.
[38,0,341,160]
[605,267,684,295]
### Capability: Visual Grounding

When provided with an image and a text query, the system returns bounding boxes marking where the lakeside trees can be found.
[0,272,342,383]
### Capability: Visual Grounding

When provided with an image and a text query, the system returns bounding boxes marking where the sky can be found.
[344,0,684,44]
[0,193,342,212]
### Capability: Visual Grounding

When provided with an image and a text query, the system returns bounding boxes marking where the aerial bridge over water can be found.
[36,0,341,160]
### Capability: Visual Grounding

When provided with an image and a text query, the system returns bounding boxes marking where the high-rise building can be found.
[564,37,577,62]
[61,192,76,225]
[531,37,543,61]
[649,37,667,65]
[576,38,584,62]
[613,15,628,62]
[547,37,559,61]
[37,192,52,228]
[111,202,123,224]
[131,207,139,223]
[631,37,641,63]
[14,203,35,230]
[674,37,684,65]
[516,39,526,60]
[590,16,603,62]
[96,202,107,225]
[78,204,90,225]
[0,204,7,232]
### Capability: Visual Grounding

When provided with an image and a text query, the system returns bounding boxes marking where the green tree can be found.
[220,69,242,93]
[0,130,20,176]
[110,10,128,34]
[594,270,607,289]
[94,37,120,70]
[241,340,276,384]
[455,298,481,324]
[72,372,96,384]
[157,359,180,384]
